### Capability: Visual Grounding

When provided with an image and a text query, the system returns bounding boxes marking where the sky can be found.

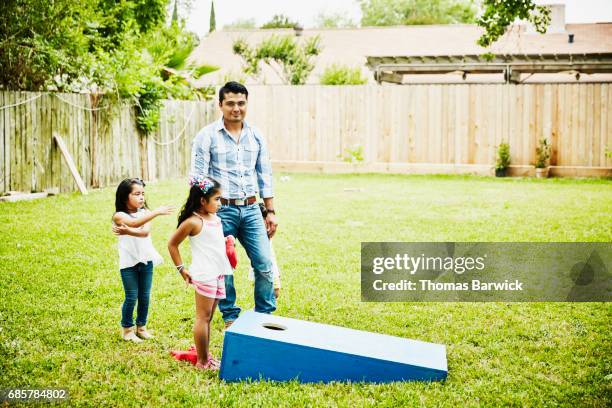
[184,0,612,36]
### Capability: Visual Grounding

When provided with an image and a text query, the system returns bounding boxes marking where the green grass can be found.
[1,174,611,407]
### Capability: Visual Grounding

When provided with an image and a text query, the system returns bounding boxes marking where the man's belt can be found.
[221,196,257,206]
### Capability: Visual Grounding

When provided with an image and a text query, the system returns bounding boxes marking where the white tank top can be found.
[115,209,163,269]
[189,213,233,282]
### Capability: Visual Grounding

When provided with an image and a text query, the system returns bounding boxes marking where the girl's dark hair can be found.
[115,178,147,214]
[177,178,221,227]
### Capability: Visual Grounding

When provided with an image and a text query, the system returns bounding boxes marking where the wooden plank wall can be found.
[246,84,611,169]
[0,92,217,193]
[1,84,610,194]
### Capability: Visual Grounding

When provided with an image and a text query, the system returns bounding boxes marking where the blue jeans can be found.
[217,203,276,322]
[119,261,153,328]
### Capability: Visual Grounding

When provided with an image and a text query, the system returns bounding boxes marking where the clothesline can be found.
[0,92,203,147]
[148,105,198,146]
[0,92,116,111]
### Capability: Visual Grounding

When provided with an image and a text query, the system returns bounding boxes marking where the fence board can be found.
[30,92,38,191]
[13,92,20,191]
[37,93,47,191]
[10,92,18,191]
[602,85,610,166]
[0,93,4,193]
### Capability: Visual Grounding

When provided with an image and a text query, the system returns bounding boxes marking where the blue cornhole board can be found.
[219,311,447,383]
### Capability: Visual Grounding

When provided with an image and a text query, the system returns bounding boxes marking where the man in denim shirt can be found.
[190,82,278,327]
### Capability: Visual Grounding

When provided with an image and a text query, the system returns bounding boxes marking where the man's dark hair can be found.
[219,81,248,103]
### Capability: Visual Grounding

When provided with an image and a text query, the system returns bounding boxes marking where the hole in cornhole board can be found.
[262,323,287,331]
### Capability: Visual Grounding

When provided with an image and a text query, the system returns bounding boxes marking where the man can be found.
[190,81,278,328]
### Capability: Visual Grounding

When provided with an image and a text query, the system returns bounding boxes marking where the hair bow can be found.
[189,175,214,194]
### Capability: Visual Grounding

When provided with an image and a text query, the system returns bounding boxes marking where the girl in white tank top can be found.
[168,176,234,371]
[112,178,174,343]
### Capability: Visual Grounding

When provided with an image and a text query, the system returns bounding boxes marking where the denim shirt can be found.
[190,118,274,199]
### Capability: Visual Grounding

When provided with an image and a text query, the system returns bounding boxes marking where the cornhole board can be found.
[219,311,447,383]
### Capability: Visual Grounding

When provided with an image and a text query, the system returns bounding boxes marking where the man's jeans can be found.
[119,261,153,328]
[217,203,276,322]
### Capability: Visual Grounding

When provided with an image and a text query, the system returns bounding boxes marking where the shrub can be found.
[495,142,511,171]
[320,65,367,85]
[535,139,551,168]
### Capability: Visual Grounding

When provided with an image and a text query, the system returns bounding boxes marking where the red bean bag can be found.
[226,235,238,269]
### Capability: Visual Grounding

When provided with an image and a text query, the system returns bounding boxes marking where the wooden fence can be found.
[246,84,611,176]
[0,92,216,193]
[1,84,610,194]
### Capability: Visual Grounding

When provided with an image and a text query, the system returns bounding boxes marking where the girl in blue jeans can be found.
[112,178,173,342]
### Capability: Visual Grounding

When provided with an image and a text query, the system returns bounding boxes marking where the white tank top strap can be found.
[192,212,206,228]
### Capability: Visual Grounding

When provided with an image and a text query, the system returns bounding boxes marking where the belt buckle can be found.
[234,199,245,206]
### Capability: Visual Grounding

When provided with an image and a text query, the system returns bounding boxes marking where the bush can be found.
[495,142,511,171]
[320,65,367,85]
[261,15,297,29]
[535,138,551,168]
[338,144,365,163]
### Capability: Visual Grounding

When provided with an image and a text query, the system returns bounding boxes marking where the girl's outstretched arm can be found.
[113,206,174,229]
[168,218,196,284]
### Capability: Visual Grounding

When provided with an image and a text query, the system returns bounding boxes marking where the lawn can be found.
[1,174,611,407]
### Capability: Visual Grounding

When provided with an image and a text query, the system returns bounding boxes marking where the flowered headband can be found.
[189,175,215,194]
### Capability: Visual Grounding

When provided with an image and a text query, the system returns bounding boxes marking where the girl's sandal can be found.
[136,326,154,340]
[195,359,219,371]
[122,328,143,343]
[207,353,220,368]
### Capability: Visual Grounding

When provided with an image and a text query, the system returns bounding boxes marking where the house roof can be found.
[189,23,612,85]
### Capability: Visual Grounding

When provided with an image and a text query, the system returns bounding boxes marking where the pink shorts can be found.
[192,275,226,299]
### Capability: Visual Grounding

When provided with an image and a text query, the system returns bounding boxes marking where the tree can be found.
[358,0,478,26]
[0,0,94,90]
[138,23,217,132]
[171,0,179,24]
[477,0,551,47]
[314,12,357,28]
[96,0,168,40]
[233,35,321,85]
[261,14,298,29]
[0,0,216,134]
[358,0,551,47]
[223,19,257,30]
[166,0,194,24]
[209,0,216,32]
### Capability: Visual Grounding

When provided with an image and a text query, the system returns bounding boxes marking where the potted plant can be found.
[535,138,551,178]
[495,142,511,177]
